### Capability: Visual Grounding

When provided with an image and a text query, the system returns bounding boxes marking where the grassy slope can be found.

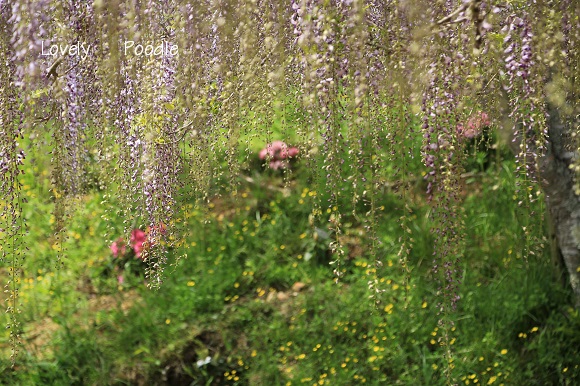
[0,132,579,386]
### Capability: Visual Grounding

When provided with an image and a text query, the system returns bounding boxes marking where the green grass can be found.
[0,127,579,386]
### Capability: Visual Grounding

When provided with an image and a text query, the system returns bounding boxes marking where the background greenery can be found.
[0,120,578,386]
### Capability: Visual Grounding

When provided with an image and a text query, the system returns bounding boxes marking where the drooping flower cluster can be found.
[7,0,51,89]
[503,13,546,182]
[1,3,27,361]
[259,141,299,170]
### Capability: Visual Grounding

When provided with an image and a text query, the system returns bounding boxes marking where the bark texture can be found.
[540,104,580,307]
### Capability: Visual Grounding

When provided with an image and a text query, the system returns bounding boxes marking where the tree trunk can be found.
[540,104,580,307]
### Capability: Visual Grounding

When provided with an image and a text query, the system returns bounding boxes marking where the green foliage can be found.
[1,135,578,385]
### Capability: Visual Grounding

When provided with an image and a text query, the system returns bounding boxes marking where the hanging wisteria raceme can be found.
[288,0,313,169]
[97,0,147,242]
[182,0,235,204]
[0,0,26,362]
[500,10,550,265]
[341,0,370,206]
[60,62,85,196]
[120,0,181,288]
[420,19,469,315]
[8,0,52,90]
[365,0,416,304]
[504,14,544,180]
[344,0,384,301]
[293,0,362,280]
[416,3,483,378]
[42,1,98,266]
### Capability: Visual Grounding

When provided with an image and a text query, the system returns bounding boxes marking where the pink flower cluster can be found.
[110,229,147,260]
[259,141,299,170]
[110,238,126,258]
[456,111,490,140]
[110,223,167,260]
[130,229,147,258]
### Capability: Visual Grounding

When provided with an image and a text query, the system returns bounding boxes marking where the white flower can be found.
[196,356,211,368]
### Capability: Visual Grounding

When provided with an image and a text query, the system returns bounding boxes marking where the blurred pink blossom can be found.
[110,237,126,258]
[457,111,490,140]
[259,141,299,170]
[130,229,147,259]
